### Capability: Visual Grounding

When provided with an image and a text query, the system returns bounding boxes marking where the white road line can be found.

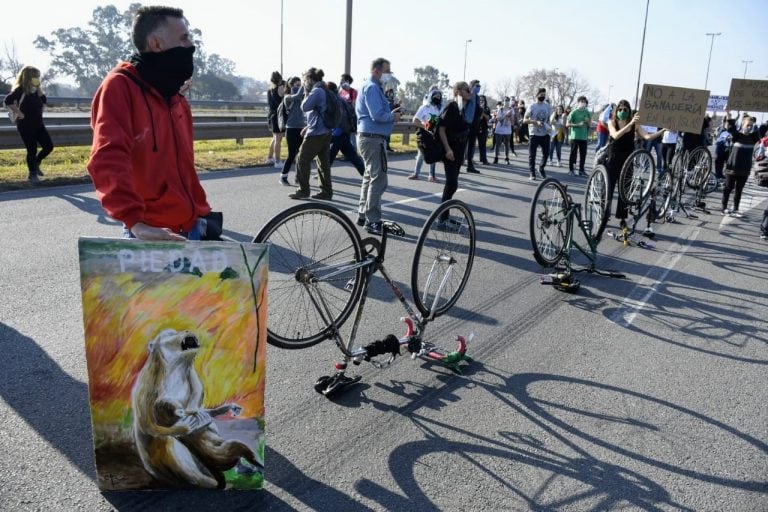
[609,226,701,327]
[345,188,466,215]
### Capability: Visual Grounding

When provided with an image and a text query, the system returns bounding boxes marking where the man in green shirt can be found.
[566,95,591,176]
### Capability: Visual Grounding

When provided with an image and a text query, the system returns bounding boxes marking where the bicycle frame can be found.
[300,226,471,381]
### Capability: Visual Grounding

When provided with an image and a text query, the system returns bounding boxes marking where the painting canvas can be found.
[78,238,268,491]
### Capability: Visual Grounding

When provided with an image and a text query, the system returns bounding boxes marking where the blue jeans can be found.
[330,133,365,176]
[122,219,203,240]
[413,151,436,178]
[529,135,550,177]
[596,131,609,152]
[643,138,662,172]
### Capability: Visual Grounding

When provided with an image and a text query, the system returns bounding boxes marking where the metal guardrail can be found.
[0,121,416,149]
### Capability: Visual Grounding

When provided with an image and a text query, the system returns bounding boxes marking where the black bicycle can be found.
[252,200,476,397]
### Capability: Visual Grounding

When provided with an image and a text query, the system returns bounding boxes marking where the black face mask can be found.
[537,96,545,102]
[431,96,442,106]
[131,46,196,99]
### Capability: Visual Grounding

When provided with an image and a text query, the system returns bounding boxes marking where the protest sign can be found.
[639,83,709,133]
[78,238,268,491]
[707,95,728,111]
[727,79,768,113]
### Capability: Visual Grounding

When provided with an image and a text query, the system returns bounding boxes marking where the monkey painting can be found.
[131,328,262,489]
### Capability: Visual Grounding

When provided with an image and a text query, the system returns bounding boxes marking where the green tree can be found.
[34,4,137,95]
[400,66,450,113]
[33,3,242,99]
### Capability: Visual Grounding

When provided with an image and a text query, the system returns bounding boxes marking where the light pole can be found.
[704,32,721,90]
[634,0,650,109]
[742,59,753,78]
[463,39,472,81]
[280,0,284,76]
[344,0,353,74]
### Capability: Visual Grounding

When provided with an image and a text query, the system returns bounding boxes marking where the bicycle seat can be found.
[382,221,405,237]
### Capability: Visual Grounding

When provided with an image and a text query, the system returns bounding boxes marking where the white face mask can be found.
[380,72,392,85]
[457,96,465,110]
[578,102,587,109]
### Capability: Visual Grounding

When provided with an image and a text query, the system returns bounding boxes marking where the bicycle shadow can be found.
[352,364,766,510]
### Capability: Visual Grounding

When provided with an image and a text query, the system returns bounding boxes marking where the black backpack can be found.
[337,99,357,134]
[321,88,343,130]
[416,114,444,164]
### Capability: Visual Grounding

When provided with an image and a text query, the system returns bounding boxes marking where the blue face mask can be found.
[291,86,299,94]
[473,85,481,94]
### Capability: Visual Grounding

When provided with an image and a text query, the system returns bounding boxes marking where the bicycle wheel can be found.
[583,164,610,244]
[654,169,675,220]
[530,178,572,268]
[411,199,476,318]
[252,203,364,349]
[685,146,713,190]
[618,149,655,206]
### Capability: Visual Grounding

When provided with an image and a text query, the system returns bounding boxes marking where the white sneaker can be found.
[722,208,731,216]
[274,160,283,168]
[266,157,275,165]
[730,211,743,218]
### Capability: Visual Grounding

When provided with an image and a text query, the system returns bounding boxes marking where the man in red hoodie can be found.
[87,6,211,241]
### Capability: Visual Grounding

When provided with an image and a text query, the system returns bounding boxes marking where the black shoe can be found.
[365,221,383,236]
[619,219,627,230]
[505,158,510,164]
[28,174,40,185]
[356,214,366,227]
[311,192,333,200]
[279,175,290,186]
[35,167,44,177]
[578,171,587,177]
[493,158,498,164]
[289,190,310,200]
[539,166,547,179]
[466,168,480,174]
[481,160,489,165]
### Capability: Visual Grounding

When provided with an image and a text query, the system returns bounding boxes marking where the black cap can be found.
[537,88,546,95]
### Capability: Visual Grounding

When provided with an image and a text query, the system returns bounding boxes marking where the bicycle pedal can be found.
[344,278,356,291]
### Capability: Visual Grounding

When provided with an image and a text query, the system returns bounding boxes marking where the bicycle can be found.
[529,167,625,293]
[665,143,713,220]
[252,199,476,398]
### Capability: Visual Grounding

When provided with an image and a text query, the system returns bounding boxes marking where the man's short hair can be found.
[341,73,353,84]
[577,95,588,103]
[371,58,390,71]
[537,87,546,95]
[132,6,185,52]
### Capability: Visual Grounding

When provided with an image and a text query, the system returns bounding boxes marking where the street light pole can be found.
[463,39,472,81]
[704,32,721,90]
[344,0,353,74]
[634,0,650,109]
[742,59,753,78]
[280,0,284,76]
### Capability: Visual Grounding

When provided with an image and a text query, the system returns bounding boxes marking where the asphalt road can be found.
[1,148,766,511]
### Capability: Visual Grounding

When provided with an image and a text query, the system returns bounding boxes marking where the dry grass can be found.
[0,134,415,191]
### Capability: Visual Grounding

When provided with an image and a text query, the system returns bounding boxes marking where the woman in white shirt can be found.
[493,97,516,164]
[409,89,443,182]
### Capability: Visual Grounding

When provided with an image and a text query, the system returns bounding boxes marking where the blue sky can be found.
[1,0,765,108]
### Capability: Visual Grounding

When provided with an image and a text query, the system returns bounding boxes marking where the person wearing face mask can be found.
[721,115,760,217]
[289,67,334,201]
[605,99,665,229]
[524,88,553,180]
[463,80,483,174]
[476,95,491,165]
[355,57,402,236]
[492,97,515,165]
[408,88,443,182]
[266,72,286,168]
[548,105,566,168]
[566,96,591,176]
[87,6,213,241]
[436,82,473,222]
[278,76,306,185]
[4,66,53,185]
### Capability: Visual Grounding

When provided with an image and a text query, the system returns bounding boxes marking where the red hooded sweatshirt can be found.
[87,62,210,232]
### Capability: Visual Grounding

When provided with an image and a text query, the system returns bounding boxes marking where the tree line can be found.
[0,3,266,101]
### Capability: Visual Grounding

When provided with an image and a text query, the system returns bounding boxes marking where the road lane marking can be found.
[610,226,701,327]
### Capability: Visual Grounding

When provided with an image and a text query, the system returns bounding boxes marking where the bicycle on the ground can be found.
[252,199,476,398]
[529,166,624,293]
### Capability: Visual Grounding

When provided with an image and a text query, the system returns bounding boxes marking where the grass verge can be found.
[0,134,416,192]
